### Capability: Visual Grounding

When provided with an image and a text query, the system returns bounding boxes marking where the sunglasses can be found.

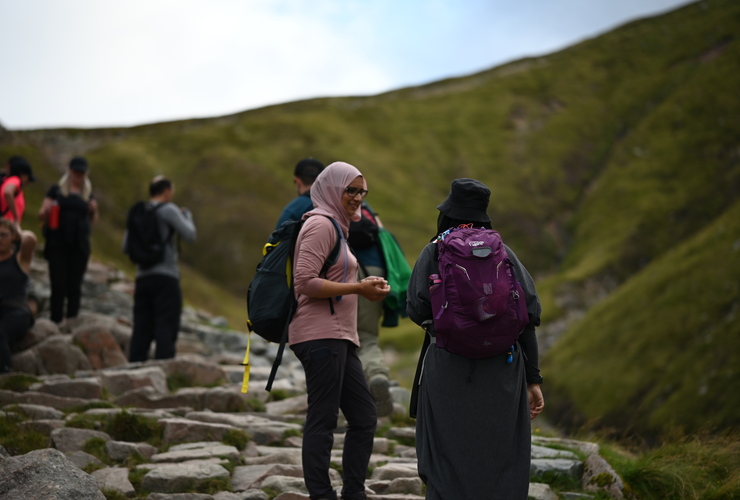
[344,186,369,199]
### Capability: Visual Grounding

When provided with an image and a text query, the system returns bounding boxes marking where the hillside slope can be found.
[544,200,740,436]
[1,0,738,437]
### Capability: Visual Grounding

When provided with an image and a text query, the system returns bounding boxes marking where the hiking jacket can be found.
[289,214,359,347]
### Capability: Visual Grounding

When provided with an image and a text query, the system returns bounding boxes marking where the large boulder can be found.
[11,336,92,375]
[12,318,60,352]
[0,446,105,499]
[72,321,128,370]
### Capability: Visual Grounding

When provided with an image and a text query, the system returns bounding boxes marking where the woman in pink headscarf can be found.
[290,161,390,500]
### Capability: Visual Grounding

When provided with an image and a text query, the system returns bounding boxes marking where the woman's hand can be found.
[528,384,544,420]
[359,276,390,302]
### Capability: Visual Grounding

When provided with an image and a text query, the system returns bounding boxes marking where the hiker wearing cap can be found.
[1,156,36,228]
[38,156,99,324]
[275,158,325,229]
[290,162,390,500]
[406,178,544,499]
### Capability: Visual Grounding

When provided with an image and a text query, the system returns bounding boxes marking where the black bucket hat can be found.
[437,178,491,223]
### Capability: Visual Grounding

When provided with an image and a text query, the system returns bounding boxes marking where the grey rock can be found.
[214,491,269,500]
[532,436,600,456]
[185,410,302,445]
[0,447,105,499]
[244,449,302,466]
[66,450,105,470]
[141,462,229,493]
[528,482,559,500]
[260,475,309,495]
[202,385,253,413]
[30,376,103,399]
[386,427,416,442]
[51,427,112,453]
[161,417,237,445]
[101,366,169,396]
[582,453,627,499]
[0,388,105,410]
[370,463,420,481]
[106,440,158,461]
[154,355,227,387]
[264,394,308,415]
[11,335,93,376]
[92,466,136,497]
[19,418,65,436]
[387,477,423,495]
[231,464,273,491]
[151,443,240,463]
[3,402,65,420]
[147,494,216,500]
[531,458,584,479]
[72,323,128,370]
[12,318,59,351]
[532,443,580,459]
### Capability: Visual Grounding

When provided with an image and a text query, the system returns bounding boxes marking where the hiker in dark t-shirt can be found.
[38,156,99,324]
[0,218,36,373]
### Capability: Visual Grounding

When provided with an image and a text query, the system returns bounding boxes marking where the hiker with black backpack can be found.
[275,157,325,229]
[123,176,196,362]
[290,161,389,500]
[406,178,544,500]
[38,156,99,324]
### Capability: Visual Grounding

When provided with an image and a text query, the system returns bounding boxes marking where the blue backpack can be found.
[246,215,344,390]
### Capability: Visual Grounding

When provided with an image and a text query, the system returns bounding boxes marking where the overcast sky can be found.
[0,0,691,130]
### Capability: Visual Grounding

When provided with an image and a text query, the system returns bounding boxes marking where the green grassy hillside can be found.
[544,200,740,436]
[2,0,738,438]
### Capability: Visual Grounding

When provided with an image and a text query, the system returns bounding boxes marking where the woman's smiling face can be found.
[342,176,366,218]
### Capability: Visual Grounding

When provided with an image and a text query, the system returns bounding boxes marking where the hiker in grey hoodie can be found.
[124,176,197,361]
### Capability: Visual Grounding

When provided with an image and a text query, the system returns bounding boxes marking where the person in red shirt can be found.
[1,156,36,228]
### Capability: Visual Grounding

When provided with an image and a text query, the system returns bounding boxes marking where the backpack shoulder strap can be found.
[151,202,175,242]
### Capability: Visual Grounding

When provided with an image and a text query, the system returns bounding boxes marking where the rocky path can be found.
[0,259,628,499]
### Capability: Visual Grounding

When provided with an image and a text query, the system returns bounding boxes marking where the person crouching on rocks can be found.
[0,218,36,373]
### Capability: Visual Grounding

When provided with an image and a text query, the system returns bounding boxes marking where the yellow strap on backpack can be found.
[240,331,251,393]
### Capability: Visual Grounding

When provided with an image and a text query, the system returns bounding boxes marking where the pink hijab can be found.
[305,161,366,234]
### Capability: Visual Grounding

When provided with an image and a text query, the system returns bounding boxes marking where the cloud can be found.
[0,0,692,129]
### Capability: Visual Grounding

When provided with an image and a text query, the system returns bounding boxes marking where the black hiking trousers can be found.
[129,274,182,361]
[47,247,90,323]
[291,338,377,500]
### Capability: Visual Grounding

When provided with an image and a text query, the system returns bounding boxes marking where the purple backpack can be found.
[430,227,529,358]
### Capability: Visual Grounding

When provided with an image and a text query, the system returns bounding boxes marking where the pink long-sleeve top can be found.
[289,214,360,346]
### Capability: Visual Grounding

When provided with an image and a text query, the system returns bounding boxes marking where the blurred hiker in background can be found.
[1,156,36,229]
[124,176,196,362]
[406,178,544,499]
[348,201,395,418]
[0,218,36,373]
[289,161,390,500]
[39,156,99,324]
[275,157,325,229]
